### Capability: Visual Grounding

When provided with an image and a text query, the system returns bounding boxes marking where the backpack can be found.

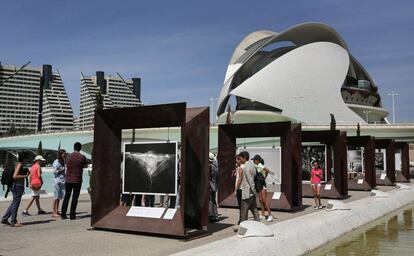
[1,165,15,198]
[1,165,14,188]
[253,168,266,192]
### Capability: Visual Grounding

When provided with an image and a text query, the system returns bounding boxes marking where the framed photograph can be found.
[347,147,364,173]
[301,144,327,182]
[122,141,178,195]
[375,149,387,172]
[395,149,402,172]
[238,147,282,192]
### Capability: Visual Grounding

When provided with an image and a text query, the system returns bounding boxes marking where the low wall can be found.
[173,183,414,256]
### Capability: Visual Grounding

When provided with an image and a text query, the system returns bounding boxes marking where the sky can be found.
[1,0,413,121]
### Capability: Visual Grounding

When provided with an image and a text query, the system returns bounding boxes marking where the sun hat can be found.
[34,155,46,162]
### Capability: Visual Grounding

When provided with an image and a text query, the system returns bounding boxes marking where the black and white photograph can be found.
[302,145,326,182]
[395,149,402,172]
[123,142,178,195]
[375,149,387,172]
[347,148,364,173]
[240,147,282,192]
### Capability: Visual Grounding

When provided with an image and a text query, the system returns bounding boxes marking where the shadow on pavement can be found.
[207,222,234,234]
[23,219,56,226]
[78,214,91,219]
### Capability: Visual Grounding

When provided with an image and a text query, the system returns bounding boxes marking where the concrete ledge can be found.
[172,183,414,256]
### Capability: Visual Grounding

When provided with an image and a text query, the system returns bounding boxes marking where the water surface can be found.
[313,205,414,256]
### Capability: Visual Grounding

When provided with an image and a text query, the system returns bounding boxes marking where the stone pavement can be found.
[0,187,395,256]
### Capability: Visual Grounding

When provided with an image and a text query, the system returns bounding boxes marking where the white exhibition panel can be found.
[126,206,165,218]
[126,206,177,220]
[239,147,282,192]
[230,42,365,124]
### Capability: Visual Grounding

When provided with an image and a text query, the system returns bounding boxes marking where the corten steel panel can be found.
[375,139,396,186]
[336,131,348,196]
[93,207,186,237]
[184,107,209,230]
[217,122,302,211]
[289,124,302,207]
[217,126,237,204]
[395,142,410,182]
[347,136,376,190]
[91,103,209,237]
[301,130,348,199]
[97,103,186,129]
[91,111,122,225]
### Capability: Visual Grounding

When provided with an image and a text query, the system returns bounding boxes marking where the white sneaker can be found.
[259,215,266,221]
[267,215,273,222]
[318,205,323,209]
[21,210,31,216]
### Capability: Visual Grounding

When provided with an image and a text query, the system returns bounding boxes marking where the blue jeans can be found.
[2,184,24,224]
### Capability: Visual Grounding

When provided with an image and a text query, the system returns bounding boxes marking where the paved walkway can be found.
[0,186,395,256]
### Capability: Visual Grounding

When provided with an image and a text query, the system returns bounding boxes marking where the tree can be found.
[7,123,17,136]
[37,141,44,156]
[95,91,104,111]
[225,105,232,124]
[357,123,361,136]
[330,113,336,131]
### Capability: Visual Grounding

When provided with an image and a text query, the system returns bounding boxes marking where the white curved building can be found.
[216,23,389,124]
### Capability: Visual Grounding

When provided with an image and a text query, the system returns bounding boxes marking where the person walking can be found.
[208,152,219,222]
[52,149,66,217]
[234,151,259,230]
[252,155,273,222]
[233,154,243,210]
[61,142,87,220]
[2,152,30,227]
[22,155,47,216]
[311,159,323,209]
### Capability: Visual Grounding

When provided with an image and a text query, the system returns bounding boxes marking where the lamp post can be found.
[362,110,371,123]
[209,97,218,124]
[293,95,304,123]
[387,91,399,124]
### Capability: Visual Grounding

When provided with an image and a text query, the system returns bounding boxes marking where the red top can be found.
[65,151,87,184]
[311,168,323,184]
[30,162,42,186]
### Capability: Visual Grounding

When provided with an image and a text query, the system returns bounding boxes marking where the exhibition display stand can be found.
[301,130,348,199]
[91,103,210,238]
[375,139,396,186]
[347,136,376,191]
[217,122,302,211]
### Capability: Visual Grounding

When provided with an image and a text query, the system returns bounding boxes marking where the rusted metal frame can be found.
[184,108,210,230]
[218,122,302,210]
[301,130,348,198]
[91,103,209,237]
[347,136,376,190]
[375,139,396,185]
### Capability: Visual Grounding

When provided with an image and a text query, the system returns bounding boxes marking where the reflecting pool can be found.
[313,205,414,255]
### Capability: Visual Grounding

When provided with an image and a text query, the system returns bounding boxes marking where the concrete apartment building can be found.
[79,71,141,130]
[0,62,74,134]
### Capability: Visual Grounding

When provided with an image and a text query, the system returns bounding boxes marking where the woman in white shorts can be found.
[52,149,66,217]
[310,160,323,209]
